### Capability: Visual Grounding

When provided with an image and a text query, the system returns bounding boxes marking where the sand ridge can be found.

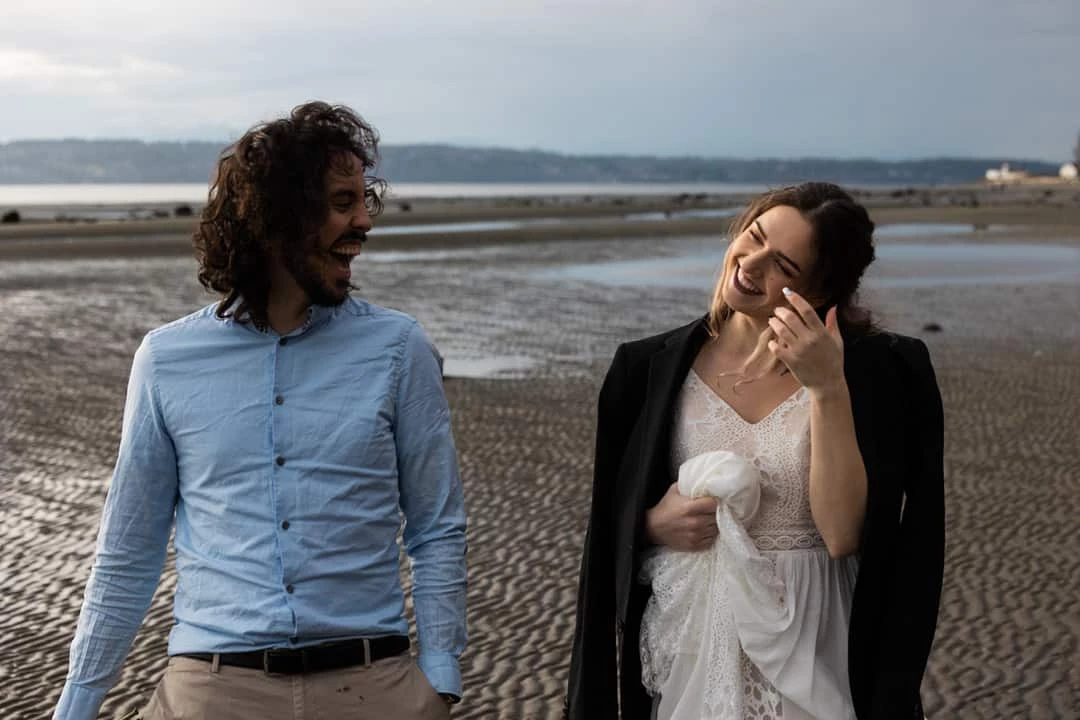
[1,205,1079,718]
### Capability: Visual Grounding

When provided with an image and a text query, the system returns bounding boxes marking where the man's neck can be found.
[266,291,310,336]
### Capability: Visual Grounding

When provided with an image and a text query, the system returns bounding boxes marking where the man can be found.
[53,102,467,720]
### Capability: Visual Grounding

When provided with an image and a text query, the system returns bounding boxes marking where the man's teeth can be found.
[331,244,362,257]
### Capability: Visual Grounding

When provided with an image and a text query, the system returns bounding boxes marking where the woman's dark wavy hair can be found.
[193,101,387,327]
[707,182,878,337]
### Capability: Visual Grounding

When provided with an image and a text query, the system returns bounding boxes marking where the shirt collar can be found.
[217,297,339,338]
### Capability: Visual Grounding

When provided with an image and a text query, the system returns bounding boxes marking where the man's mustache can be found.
[337,229,368,244]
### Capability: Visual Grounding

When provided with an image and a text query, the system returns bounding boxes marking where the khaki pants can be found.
[141,652,451,720]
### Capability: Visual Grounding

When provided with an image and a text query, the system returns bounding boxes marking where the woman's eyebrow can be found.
[754,220,802,273]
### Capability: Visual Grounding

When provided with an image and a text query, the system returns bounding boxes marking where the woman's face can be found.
[718,204,818,320]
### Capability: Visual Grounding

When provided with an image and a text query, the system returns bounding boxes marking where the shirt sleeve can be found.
[393,322,468,698]
[53,336,179,720]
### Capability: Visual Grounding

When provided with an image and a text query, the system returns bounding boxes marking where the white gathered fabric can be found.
[638,372,857,720]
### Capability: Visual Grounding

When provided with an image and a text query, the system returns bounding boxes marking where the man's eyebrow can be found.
[754,220,801,273]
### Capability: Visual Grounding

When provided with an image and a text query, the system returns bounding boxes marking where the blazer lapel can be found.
[637,317,710,497]
[615,317,709,623]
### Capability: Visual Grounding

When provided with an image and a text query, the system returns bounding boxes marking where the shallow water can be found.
[875,222,1006,237]
[369,207,739,236]
[536,242,1080,290]
[442,355,540,379]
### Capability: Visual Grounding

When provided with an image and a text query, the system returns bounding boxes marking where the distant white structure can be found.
[984,163,1030,183]
[1060,162,1079,181]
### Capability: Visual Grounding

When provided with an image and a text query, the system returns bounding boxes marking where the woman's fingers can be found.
[781,287,824,329]
[768,339,794,364]
[768,316,796,346]
[772,305,808,336]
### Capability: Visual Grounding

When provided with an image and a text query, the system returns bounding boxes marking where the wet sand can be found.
[1,198,1079,718]
[3,181,1080,260]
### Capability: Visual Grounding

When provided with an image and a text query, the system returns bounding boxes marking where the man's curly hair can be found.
[193,101,386,327]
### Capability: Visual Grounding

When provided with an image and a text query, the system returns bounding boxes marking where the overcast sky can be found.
[1,0,1077,160]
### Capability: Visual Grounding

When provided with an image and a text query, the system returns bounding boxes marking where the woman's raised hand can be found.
[767,288,846,400]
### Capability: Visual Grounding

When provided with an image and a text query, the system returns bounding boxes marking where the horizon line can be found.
[0,138,1067,166]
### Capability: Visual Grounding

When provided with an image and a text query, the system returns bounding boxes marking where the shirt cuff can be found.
[53,682,108,720]
[417,651,462,698]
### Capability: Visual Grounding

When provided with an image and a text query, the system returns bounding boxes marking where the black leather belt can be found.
[178,636,410,674]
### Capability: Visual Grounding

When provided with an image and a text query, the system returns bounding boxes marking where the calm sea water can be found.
[539,240,1080,290]
[0,182,776,207]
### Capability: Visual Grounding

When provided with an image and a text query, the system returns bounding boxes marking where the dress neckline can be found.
[688,368,807,426]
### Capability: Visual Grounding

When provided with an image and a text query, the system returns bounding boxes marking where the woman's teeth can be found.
[734,266,763,294]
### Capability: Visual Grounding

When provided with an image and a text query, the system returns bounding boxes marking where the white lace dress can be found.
[639,369,859,720]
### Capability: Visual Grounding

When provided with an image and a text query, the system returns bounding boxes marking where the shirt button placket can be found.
[274,335,295,606]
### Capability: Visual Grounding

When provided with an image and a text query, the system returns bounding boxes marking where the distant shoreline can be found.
[2,139,1065,188]
[1,182,1078,262]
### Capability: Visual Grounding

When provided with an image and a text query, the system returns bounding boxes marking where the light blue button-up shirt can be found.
[54,298,468,720]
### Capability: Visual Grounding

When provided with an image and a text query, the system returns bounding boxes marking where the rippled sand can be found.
[2,230,1079,718]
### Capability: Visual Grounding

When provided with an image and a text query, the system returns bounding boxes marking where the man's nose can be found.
[352,204,373,233]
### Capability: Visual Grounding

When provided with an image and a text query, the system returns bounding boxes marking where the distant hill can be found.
[0,139,1061,186]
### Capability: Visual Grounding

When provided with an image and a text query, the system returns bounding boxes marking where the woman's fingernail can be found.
[782,287,792,296]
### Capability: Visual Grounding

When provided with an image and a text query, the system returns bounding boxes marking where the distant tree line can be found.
[0,139,1063,186]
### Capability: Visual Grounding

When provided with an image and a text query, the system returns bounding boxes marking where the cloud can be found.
[0,49,184,95]
[0,0,1078,158]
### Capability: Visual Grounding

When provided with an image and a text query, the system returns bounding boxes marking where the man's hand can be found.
[645,482,719,551]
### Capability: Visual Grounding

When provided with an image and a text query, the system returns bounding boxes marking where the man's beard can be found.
[283,237,354,308]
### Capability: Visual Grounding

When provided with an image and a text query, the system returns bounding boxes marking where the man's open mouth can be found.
[329,243,362,266]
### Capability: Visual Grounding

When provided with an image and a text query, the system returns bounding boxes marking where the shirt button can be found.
[275,395,284,405]
[276,456,285,467]
[286,584,295,594]
[279,337,289,346]
[281,520,290,530]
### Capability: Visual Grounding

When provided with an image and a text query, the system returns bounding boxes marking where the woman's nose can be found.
[740,248,769,274]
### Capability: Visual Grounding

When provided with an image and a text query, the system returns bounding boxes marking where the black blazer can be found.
[566,316,944,720]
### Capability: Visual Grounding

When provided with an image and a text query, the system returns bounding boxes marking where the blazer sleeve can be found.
[870,338,946,718]
[565,345,634,720]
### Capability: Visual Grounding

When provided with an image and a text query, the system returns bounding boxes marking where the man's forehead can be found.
[327,153,364,181]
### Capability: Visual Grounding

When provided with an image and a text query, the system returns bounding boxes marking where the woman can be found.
[566,183,944,720]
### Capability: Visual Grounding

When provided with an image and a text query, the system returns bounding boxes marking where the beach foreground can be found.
[1,197,1079,718]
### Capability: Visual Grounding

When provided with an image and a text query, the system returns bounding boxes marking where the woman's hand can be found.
[645,483,719,551]
[767,288,846,400]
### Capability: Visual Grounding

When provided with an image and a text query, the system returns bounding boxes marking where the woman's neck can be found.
[716,310,770,356]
